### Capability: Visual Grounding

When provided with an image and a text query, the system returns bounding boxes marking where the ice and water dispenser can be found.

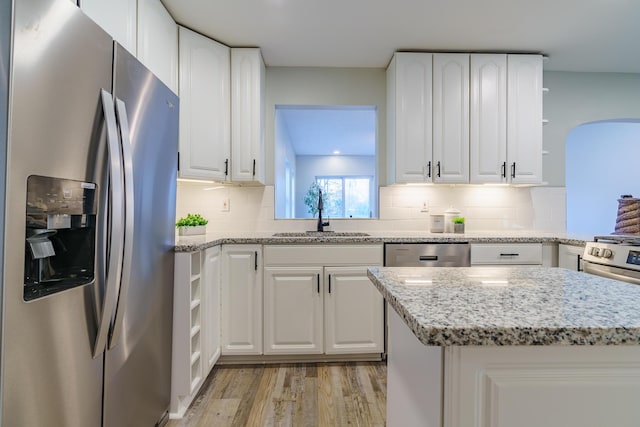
[24,175,97,301]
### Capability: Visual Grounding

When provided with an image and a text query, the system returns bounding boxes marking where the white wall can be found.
[566,121,640,234]
[543,71,640,186]
[294,155,376,218]
[176,182,565,234]
[274,110,297,218]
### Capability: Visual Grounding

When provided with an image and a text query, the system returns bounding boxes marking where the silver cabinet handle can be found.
[94,90,125,358]
[108,98,135,350]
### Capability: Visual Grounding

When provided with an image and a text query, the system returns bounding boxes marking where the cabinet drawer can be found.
[264,245,383,266]
[471,243,542,265]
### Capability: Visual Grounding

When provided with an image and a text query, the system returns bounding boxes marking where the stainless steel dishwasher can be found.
[384,242,470,267]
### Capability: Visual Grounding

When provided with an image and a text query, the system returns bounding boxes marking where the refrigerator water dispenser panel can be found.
[24,175,97,301]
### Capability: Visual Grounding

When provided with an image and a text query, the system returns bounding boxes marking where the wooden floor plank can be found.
[244,365,279,426]
[194,398,240,427]
[317,364,337,427]
[167,361,386,427]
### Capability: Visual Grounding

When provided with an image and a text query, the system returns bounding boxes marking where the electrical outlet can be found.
[420,201,429,213]
[222,198,230,212]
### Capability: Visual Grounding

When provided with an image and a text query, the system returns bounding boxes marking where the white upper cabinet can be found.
[80,0,137,55]
[231,48,265,184]
[387,53,433,184]
[507,54,543,184]
[137,0,178,93]
[178,27,230,181]
[470,54,507,183]
[433,53,469,183]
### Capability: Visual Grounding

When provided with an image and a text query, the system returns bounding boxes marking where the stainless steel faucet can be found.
[317,189,330,232]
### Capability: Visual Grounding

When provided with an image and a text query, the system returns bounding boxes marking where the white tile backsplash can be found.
[176,182,566,233]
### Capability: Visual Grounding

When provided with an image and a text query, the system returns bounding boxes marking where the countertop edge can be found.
[366,267,640,347]
[175,234,589,252]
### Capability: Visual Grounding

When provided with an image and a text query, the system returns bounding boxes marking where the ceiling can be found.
[277,106,376,156]
[162,0,640,73]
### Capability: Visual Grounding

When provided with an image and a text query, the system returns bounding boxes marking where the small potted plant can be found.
[176,213,208,236]
[453,216,465,234]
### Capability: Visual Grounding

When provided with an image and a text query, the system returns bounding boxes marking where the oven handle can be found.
[582,261,640,285]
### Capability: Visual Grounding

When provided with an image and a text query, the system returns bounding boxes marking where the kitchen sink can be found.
[272,231,370,237]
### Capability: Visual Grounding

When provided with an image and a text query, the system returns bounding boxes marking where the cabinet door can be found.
[263,267,324,355]
[558,244,584,271]
[470,54,507,184]
[433,53,469,183]
[178,27,230,181]
[202,246,221,373]
[137,0,178,93]
[80,0,136,55]
[388,53,433,183]
[221,245,262,355]
[507,54,543,184]
[231,48,265,183]
[324,267,384,354]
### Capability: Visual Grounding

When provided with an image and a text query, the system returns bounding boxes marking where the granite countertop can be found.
[174,231,591,252]
[367,266,640,347]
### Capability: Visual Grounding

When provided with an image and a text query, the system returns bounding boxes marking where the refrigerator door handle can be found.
[108,98,135,349]
[94,89,126,358]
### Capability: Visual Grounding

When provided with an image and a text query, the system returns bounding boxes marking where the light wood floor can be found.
[168,362,387,427]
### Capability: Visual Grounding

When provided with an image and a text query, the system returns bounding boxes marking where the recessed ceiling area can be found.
[276,106,376,156]
[162,0,640,73]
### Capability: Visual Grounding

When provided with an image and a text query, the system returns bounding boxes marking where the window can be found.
[274,105,378,219]
[316,176,372,218]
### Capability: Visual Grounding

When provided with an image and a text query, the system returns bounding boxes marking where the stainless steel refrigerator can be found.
[0,0,178,425]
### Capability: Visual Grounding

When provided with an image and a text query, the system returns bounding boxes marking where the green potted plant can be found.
[303,182,327,217]
[453,216,465,234]
[176,213,208,236]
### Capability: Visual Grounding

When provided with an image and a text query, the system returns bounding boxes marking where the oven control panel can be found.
[583,241,640,272]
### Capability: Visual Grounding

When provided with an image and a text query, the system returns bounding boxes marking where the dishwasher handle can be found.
[419,255,439,261]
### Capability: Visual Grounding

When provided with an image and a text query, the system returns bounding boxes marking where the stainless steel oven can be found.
[582,235,640,285]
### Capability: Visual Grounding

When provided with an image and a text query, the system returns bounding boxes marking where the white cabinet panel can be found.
[263,245,384,356]
[558,244,584,271]
[445,346,640,427]
[171,251,204,418]
[221,245,262,355]
[263,267,324,354]
[387,53,433,183]
[231,48,265,183]
[433,53,469,183]
[471,243,543,265]
[507,54,543,184]
[202,246,221,373]
[324,267,384,354]
[81,0,137,55]
[470,54,507,183]
[137,0,178,93]
[178,27,230,181]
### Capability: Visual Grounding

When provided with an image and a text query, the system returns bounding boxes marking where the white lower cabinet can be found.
[324,266,384,354]
[263,267,324,354]
[221,245,263,355]
[171,247,221,418]
[263,245,384,356]
[471,243,543,265]
[202,246,221,372]
[558,243,584,271]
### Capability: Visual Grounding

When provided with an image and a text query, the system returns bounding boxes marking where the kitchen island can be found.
[367,266,640,427]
